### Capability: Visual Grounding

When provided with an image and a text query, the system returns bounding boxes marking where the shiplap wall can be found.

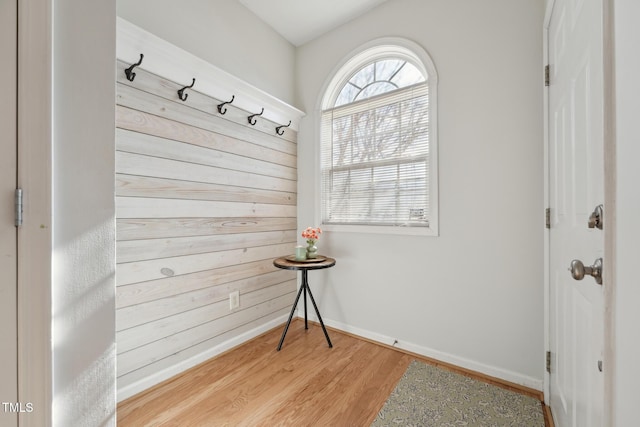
[115,60,298,394]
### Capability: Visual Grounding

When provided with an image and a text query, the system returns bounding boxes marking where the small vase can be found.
[306,242,318,259]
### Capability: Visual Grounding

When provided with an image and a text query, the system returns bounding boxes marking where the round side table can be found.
[273,256,336,351]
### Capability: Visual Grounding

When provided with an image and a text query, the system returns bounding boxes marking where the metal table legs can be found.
[277,270,333,351]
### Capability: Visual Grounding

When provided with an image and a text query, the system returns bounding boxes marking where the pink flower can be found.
[301,226,322,242]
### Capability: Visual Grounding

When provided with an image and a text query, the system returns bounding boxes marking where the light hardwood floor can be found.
[118,319,549,426]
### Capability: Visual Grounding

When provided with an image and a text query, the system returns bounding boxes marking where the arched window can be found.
[320,39,438,235]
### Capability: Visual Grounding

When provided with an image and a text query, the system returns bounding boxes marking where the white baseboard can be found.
[299,312,543,392]
[117,314,289,402]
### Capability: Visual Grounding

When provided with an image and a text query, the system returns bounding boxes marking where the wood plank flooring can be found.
[118,320,550,426]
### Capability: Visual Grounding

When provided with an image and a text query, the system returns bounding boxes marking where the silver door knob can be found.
[569,258,603,285]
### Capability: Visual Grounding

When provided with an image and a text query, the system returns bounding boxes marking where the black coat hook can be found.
[217,95,235,115]
[124,53,144,82]
[275,121,292,136]
[177,78,196,101]
[247,108,264,125]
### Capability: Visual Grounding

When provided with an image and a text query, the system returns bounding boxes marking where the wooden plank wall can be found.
[115,60,298,393]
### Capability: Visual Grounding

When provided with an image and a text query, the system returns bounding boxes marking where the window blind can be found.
[321,82,430,227]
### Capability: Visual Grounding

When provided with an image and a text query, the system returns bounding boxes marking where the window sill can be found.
[321,223,439,237]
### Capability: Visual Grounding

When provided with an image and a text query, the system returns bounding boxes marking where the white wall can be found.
[116,0,296,106]
[52,0,116,425]
[296,0,545,387]
[613,0,640,423]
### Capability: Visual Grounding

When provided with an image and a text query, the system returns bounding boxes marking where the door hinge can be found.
[545,65,550,86]
[15,188,23,227]
[546,351,551,373]
[545,207,551,229]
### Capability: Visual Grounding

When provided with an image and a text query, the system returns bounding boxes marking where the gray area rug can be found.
[371,360,544,427]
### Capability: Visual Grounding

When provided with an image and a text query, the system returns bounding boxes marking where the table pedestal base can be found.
[277,270,333,351]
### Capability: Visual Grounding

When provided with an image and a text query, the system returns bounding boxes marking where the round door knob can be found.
[570,259,586,280]
[569,258,603,285]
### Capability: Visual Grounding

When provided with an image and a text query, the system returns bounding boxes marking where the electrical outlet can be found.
[229,290,240,310]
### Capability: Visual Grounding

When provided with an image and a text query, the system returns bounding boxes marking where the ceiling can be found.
[238,0,389,46]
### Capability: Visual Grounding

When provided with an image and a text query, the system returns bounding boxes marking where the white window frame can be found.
[317,38,439,236]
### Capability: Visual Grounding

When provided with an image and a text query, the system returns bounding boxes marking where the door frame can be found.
[542,0,552,408]
[542,0,616,424]
[0,1,18,423]
[601,0,616,425]
[17,1,53,426]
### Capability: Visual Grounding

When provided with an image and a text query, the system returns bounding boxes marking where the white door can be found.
[0,0,18,426]
[548,0,605,425]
